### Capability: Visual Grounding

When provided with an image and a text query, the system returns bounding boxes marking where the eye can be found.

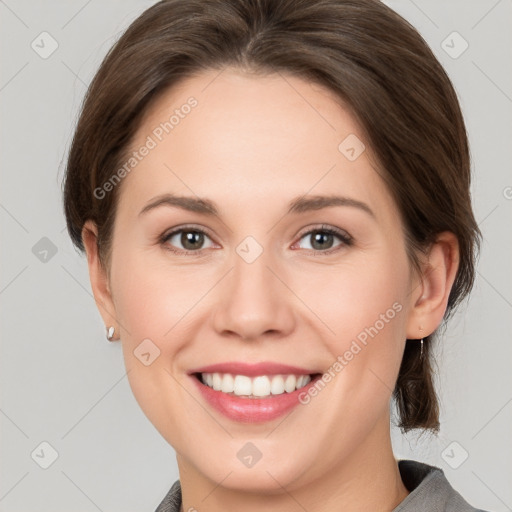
[160,226,215,254]
[293,225,353,254]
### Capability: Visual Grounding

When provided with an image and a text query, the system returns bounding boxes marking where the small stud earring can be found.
[106,326,117,342]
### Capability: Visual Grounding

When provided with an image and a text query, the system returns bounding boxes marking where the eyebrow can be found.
[138,193,376,219]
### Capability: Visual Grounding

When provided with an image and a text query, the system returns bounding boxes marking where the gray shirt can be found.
[155,459,489,512]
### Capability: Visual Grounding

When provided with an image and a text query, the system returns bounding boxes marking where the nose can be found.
[211,250,296,341]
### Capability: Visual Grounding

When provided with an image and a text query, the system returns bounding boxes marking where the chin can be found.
[190,444,315,493]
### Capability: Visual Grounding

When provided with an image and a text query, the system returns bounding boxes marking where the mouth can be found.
[187,362,323,423]
[192,372,320,399]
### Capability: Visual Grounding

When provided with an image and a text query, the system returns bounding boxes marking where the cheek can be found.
[110,249,199,441]
[110,247,209,345]
[301,254,408,346]
[302,249,409,395]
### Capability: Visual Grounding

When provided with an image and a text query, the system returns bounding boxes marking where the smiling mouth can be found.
[193,372,321,399]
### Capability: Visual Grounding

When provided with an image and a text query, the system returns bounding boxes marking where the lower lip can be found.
[190,374,321,423]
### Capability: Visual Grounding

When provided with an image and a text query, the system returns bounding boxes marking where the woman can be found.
[62,0,487,510]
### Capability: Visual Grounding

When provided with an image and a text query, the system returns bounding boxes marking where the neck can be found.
[177,416,409,512]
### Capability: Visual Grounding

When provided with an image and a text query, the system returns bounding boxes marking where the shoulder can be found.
[395,459,491,512]
[155,479,181,512]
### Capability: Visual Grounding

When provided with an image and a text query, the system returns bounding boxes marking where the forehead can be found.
[117,68,396,220]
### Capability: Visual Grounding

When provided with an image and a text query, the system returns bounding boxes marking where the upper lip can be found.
[189,362,319,377]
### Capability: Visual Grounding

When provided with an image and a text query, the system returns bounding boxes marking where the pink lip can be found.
[188,364,322,423]
[188,361,316,377]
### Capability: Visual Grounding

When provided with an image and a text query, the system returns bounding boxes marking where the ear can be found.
[82,220,118,332]
[406,231,460,339]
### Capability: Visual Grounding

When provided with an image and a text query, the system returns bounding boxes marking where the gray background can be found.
[1,0,511,511]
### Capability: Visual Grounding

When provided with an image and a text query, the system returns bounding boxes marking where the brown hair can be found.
[62,0,481,432]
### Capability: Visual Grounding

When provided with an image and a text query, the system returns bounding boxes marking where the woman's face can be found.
[97,69,424,490]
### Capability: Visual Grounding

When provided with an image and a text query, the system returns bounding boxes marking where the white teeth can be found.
[284,375,296,393]
[233,375,252,396]
[221,373,234,393]
[270,375,285,395]
[252,376,271,397]
[200,373,312,397]
[212,373,222,391]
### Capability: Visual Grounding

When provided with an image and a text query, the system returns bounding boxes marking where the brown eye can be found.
[162,227,214,253]
[295,226,352,253]
[308,231,336,250]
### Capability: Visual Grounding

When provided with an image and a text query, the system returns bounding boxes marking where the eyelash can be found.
[159,224,353,256]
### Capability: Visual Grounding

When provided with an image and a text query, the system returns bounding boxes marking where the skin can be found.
[82,68,459,512]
